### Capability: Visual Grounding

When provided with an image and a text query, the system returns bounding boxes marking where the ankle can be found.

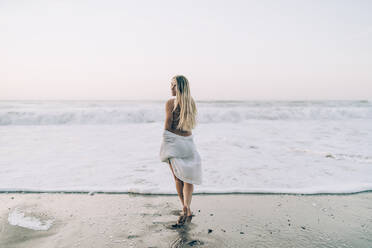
[184,206,192,215]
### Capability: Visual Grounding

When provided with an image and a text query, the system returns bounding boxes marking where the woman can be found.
[159,75,202,226]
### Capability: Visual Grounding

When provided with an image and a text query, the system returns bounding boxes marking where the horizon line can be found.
[0,99,370,102]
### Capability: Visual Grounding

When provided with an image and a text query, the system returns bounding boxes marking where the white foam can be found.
[8,207,54,231]
[0,101,371,195]
[0,100,371,125]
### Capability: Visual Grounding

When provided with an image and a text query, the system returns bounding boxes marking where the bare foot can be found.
[173,207,187,226]
[176,215,186,225]
[185,215,193,223]
[171,214,186,228]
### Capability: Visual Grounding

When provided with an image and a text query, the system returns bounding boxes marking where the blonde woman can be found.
[159,75,202,226]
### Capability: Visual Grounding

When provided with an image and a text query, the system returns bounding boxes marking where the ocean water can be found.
[0,100,371,194]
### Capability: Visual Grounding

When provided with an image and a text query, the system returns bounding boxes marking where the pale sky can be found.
[1,0,371,100]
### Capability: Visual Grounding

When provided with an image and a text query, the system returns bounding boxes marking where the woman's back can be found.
[165,99,192,137]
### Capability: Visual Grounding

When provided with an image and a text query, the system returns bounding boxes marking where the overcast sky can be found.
[1,0,371,100]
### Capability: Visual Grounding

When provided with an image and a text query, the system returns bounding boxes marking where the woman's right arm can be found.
[164,99,174,131]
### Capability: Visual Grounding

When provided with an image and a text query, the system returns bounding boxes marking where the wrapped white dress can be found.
[159,129,202,185]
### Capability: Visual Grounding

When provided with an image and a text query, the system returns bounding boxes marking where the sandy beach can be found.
[0,192,371,248]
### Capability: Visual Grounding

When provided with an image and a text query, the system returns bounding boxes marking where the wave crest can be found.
[1,101,371,125]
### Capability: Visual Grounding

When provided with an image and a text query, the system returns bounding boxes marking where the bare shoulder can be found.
[166,98,175,109]
[165,99,175,114]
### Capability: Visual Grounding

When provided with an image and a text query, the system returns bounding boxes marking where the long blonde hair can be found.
[172,75,197,131]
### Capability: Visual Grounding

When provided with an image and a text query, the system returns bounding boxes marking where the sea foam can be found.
[0,101,371,194]
[0,100,371,125]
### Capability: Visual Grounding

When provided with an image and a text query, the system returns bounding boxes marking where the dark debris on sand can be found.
[187,240,204,246]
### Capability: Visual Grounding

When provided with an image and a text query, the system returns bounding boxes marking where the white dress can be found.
[159,129,202,185]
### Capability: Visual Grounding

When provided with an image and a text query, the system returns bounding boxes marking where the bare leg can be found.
[183,182,194,216]
[168,159,185,211]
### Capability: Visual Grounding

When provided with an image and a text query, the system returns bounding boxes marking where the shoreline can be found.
[1,190,372,196]
[1,192,371,248]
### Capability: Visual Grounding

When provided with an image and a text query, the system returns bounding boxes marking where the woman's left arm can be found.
[164,99,174,131]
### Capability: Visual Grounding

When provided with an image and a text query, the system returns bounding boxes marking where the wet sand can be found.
[0,192,371,248]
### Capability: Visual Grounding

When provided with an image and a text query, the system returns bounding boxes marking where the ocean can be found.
[0,100,371,194]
